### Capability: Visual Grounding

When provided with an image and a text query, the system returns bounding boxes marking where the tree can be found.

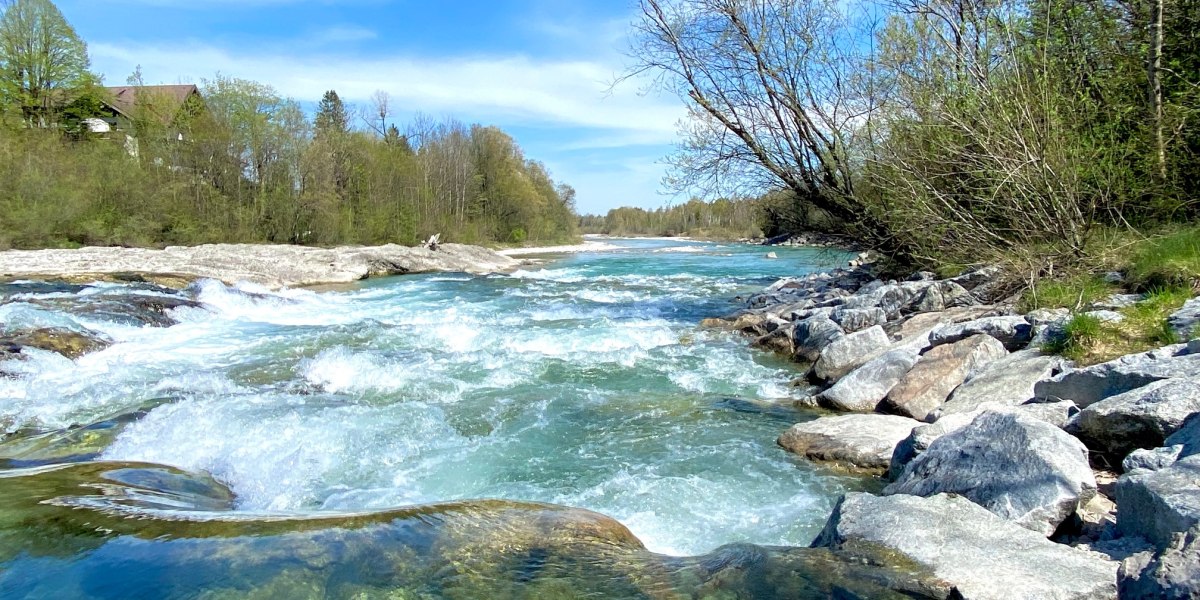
[627,0,895,248]
[314,89,348,138]
[0,0,92,127]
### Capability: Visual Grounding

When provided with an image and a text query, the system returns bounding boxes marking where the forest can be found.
[0,0,578,249]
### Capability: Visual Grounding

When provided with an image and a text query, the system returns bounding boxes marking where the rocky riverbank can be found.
[0,242,521,289]
[706,262,1200,599]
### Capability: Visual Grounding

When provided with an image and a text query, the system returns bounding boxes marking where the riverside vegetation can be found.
[0,0,579,250]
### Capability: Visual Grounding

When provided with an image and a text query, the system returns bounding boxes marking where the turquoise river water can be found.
[0,238,909,599]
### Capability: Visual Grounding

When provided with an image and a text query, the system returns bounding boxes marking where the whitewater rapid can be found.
[0,239,868,556]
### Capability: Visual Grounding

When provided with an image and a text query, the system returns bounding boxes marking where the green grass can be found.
[1043,314,1104,362]
[1042,286,1192,365]
[1019,274,1117,313]
[1127,227,1200,291]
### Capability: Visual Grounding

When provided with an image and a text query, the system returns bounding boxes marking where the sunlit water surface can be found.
[0,238,868,557]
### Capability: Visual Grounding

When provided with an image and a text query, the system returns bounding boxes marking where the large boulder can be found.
[887,402,1079,480]
[1166,413,1200,460]
[885,411,1096,536]
[777,414,919,474]
[929,316,1033,351]
[934,350,1066,420]
[810,325,890,384]
[908,280,973,314]
[1035,344,1200,408]
[818,349,920,413]
[1067,378,1200,461]
[812,492,1118,600]
[830,307,887,334]
[884,334,1008,421]
[1115,455,1200,549]
[791,315,845,363]
[1119,529,1200,600]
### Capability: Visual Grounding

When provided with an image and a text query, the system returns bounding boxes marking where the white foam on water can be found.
[5,240,859,556]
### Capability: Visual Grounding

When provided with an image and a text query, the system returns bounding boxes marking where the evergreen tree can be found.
[313,89,348,138]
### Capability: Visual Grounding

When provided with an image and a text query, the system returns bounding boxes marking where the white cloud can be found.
[88,41,684,141]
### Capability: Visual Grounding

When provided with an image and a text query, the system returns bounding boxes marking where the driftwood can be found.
[423,234,441,251]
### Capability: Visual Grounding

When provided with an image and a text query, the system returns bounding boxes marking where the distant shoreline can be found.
[0,243,520,290]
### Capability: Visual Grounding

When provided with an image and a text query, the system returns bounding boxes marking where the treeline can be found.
[632,0,1200,274]
[579,197,764,239]
[0,0,577,249]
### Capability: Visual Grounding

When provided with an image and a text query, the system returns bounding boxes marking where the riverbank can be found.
[0,243,520,289]
[708,261,1200,598]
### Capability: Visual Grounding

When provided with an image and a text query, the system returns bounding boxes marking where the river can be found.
[0,238,905,598]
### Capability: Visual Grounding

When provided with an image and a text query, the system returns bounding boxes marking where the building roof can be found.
[102,84,201,122]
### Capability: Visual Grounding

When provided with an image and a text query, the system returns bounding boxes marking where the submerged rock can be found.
[885,411,1096,536]
[812,492,1118,600]
[778,414,919,474]
[0,327,112,359]
[0,460,954,599]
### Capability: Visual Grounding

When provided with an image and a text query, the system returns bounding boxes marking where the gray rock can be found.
[1166,413,1200,460]
[1084,310,1125,324]
[1027,308,1072,327]
[812,492,1118,600]
[888,402,1079,480]
[751,325,796,355]
[1123,446,1184,472]
[1103,272,1125,285]
[1118,528,1200,599]
[790,316,845,363]
[818,349,921,413]
[1169,297,1200,339]
[909,280,973,314]
[1068,378,1200,460]
[885,411,1097,536]
[1115,455,1200,549]
[842,283,930,319]
[929,316,1034,351]
[885,334,1008,421]
[1190,338,1200,354]
[1091,294,1143,310]
[777,414,919,474]
[810,325,891,384]
[1034,344,1200,408]
[830,307,887,334]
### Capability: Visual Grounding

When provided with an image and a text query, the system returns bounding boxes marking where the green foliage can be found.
[1020,275,1117,312]
[1127,227,1200,291]
[0,82,579,249]
[581,197,763,240]
[1042,287,1191,364]
[0,0,92,127]
[1043,314,1104,362]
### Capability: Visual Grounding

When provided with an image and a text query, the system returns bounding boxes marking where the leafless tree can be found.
[627,0,886,233]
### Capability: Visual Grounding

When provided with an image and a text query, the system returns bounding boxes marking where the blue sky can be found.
[55,0,690,215]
